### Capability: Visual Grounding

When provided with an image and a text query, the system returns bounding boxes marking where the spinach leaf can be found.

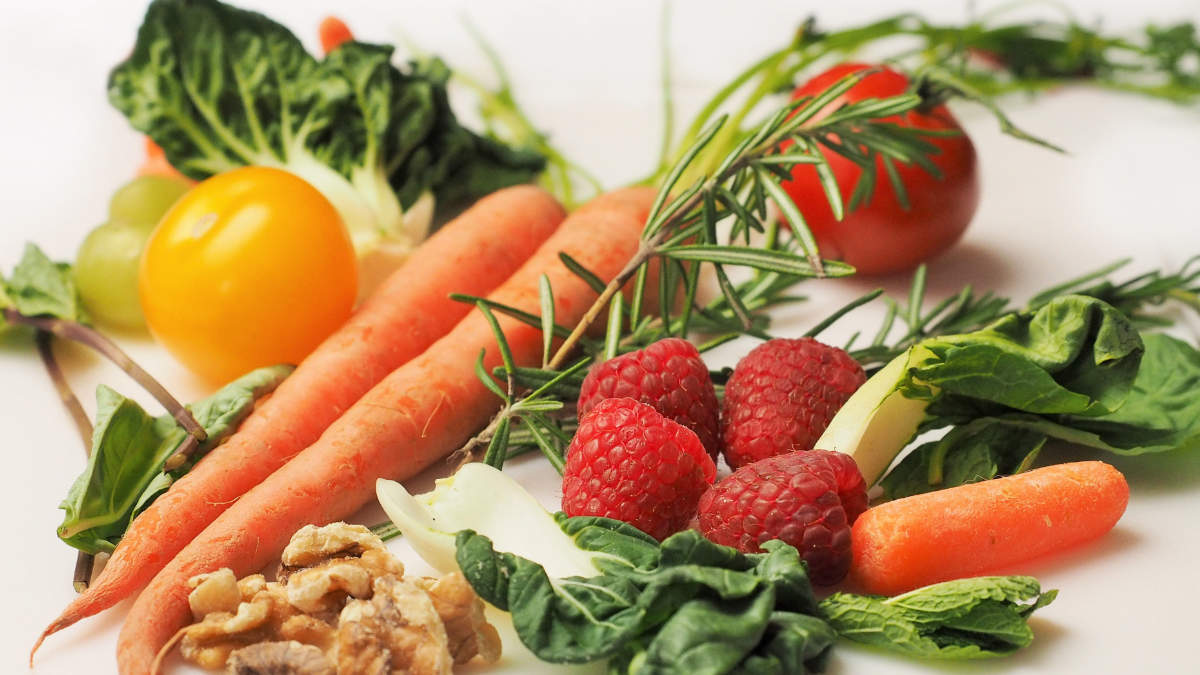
[882,332,1200,498]
[913,295,1143,417]
[819,576,1055,659]
[57,364,291,554]
[109,0,544,259]
[880,424,1046,499]
[828,295,1147,486]
[456,521,834,674]
[2,243,85,323]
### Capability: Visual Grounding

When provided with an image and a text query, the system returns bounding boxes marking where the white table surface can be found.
[4,1,1200,673]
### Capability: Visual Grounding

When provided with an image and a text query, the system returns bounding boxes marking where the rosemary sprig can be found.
[457,69,949,470]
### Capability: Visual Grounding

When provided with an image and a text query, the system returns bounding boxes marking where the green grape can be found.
[107,175,190,227]
[74,176,191,329]
[75,220,156,330]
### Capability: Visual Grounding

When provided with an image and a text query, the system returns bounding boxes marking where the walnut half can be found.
[336,576,452,675]
[227,641,335,675]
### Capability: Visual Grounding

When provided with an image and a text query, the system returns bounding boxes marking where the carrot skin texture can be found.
[33,186,564,656]
[850,461,1129,596]
[115,187,656,675]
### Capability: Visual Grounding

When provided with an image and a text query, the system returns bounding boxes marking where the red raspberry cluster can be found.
[561,336,869,584]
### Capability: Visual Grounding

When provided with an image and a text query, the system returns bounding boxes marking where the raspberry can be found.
[578,338,721,459]
[563,397,717,540]
[697,450,868,585]
[721,337,866,469]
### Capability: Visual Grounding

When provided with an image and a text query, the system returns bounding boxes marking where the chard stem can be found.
[34,331,96,592]
[5,309,206,444]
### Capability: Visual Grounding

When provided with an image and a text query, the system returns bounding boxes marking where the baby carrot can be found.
[850,461,1129,596]
[114,187,656,675]
[33,185,564,658]
[318,16,354,54]
[136,138,189,181]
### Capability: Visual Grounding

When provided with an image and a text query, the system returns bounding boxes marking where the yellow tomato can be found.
[140,167,357,383]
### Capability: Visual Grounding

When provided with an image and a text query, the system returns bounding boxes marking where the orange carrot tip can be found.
[319,16,354,55]
[850,461,1129,596]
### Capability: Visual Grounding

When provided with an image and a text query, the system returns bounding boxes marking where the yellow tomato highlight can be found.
[140,167,357,383]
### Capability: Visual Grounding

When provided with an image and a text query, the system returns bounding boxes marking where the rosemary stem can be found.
[4,308,206,444]
[34,331,96,593]
[547,241,659,370]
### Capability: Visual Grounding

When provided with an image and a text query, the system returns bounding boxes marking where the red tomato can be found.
[782,63,980,275]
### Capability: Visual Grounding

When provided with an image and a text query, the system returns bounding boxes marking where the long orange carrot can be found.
[850,461,1129,596]
[34,186,564,656]
[115,187,656,675]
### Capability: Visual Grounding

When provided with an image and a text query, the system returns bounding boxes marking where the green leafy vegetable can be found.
[881,332,1200,499]
[2,243,86,324]
[108,0,543,269]
[820,576,1056,659]
[819,295,1145,485]
[58,364,292,554]
[457,524,835,673]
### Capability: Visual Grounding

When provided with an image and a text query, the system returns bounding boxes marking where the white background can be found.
[4,1,1200,673]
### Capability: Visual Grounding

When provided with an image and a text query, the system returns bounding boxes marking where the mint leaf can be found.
[819,576,1055,660]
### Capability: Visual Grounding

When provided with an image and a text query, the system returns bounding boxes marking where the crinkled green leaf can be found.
[915,296,1143,416]
[819,576,1055,660]
[455,523,833,673]
[882,332,1200,497]
[57,364,292,554]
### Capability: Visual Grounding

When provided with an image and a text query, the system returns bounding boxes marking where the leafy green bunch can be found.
[109,0,545,257]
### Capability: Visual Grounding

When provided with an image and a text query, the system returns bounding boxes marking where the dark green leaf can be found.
[455,523,833,671]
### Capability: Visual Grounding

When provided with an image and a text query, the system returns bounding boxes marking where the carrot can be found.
[318,16,354,55]
[850,461,1129,596]
[33,185,564,658]
[136,138,190,181]
[115,187,656,675]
